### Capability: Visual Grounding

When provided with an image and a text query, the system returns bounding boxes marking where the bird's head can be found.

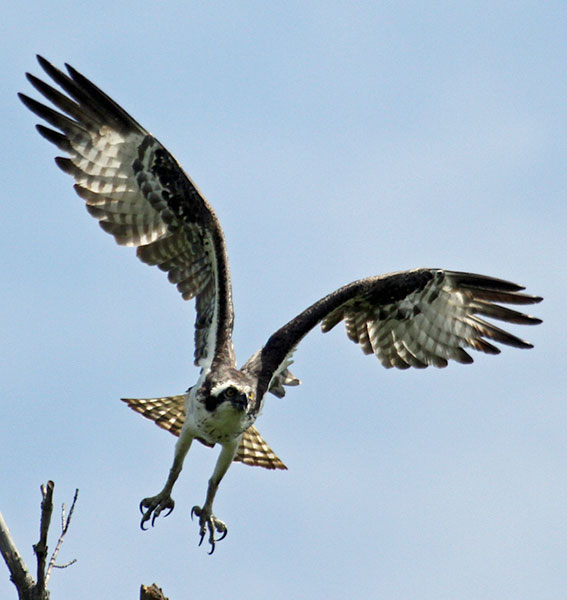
[202,369,257,414]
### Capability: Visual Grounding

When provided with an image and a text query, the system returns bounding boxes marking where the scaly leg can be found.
[191,437,239,554]
[139,432,193,529]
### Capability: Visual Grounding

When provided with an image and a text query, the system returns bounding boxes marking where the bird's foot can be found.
[139,492,175,530]
[191,505,227,554]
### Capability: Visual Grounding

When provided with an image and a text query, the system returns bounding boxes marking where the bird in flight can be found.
[20,56,542,554]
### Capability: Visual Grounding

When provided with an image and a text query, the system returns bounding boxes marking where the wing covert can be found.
[19,56,234,368]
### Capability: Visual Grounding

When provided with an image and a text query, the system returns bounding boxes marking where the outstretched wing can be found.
[243,268,542,398]
[121,395,287,470]
[19,56,235,369]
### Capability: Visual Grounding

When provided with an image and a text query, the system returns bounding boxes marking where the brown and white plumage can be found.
[244,269,541,399]
[19,55,234,370]
[20,56,542,553]
[122,395,287,470]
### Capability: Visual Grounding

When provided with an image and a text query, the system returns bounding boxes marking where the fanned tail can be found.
[235,424,287,470]
[122,394,186,437]
[121,395,287,470]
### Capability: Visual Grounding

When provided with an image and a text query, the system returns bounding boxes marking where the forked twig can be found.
[45,488,79,586]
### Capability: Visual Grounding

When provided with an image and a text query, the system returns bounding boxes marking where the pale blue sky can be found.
[2,2,565,599]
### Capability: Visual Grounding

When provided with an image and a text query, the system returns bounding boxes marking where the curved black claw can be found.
[191,505,228,554]
[139,493,175,530]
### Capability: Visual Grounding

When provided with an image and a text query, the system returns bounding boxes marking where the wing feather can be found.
[243,268,541,397]
[20,56,235,368]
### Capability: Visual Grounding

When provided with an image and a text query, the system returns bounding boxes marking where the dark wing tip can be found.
[454,272,526,292]
[450,271,543,298]
[36,54,50,68]
[527,316,543,325]
[54,156,74,174]
[35,124,69,149]
[17,91,35,110]
[64,62,80,78]
[24,71,37,86]
[36,54,63,81]
[25,71,48,90]
[455,347,474,364]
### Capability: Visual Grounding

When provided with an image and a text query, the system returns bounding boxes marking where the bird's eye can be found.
[225,387,237,397]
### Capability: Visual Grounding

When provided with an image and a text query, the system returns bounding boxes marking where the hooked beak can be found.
[230,392,248,410]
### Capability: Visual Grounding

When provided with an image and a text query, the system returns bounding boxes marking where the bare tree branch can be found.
[0,510,35,599]
[33,481,54,595]
[45,489,79,586]
[0,481,79,600]
[3,482,170,599]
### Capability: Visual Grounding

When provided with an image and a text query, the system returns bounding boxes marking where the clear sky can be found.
[1,2,565,599]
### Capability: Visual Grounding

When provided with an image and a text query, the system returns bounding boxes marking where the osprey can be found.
[20,56,542,553]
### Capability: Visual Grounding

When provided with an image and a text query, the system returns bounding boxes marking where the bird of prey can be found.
[20,56,542,554]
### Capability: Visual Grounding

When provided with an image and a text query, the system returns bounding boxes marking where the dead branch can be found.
[33,481,54,593]
[0,481,78,600]
[45,488,79,586]
[3,482,167,599]
[0,510,35,598]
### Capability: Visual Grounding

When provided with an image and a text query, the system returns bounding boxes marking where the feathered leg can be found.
[191,437,240,554]
[139,432,193,529]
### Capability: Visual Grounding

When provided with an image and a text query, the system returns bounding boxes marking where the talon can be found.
[139,493,175,530]
[217,526,228,542]
[190,505,228,554]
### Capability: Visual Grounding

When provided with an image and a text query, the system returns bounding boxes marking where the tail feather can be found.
[235,424,287,470]
[122,394,186,437]
[121,395,287,470]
